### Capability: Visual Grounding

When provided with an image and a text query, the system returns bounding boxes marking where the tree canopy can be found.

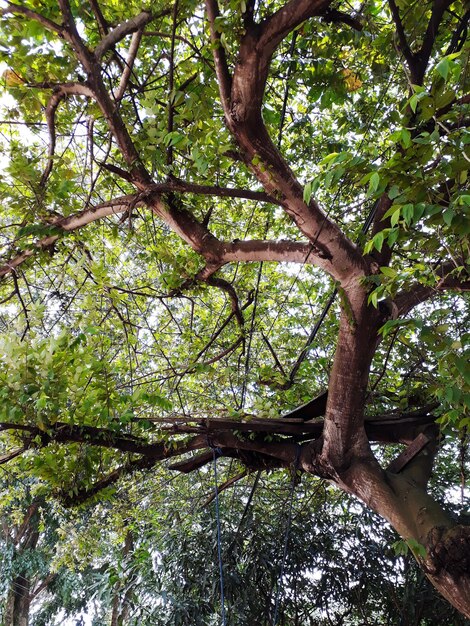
[0,0,469,621]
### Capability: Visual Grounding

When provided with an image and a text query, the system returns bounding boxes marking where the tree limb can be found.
[0,196,135,279]
[259,0,333,54]
[95,11,157,60]
[113,28,144,101]
[1,2,65,36]
[149,179,280,204]
[416,0,453,85]
[205,0,232,110]
[40,91,66,187]
[88,0,109,37]
[206,276,245,327]
[393,261,470,316]
[387,0,415,70]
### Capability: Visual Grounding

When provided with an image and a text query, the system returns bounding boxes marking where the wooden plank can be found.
[147,410,437,444]
[386,433,431,474]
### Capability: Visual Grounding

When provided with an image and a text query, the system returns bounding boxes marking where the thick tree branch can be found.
[393,261,470,316]
[1,2,65,36]
[387,0,415,70]
[259,0,333,54]
[0,196,135,279]
[205,0,232,110]
[416,0,453,85]
[50,5,152,186]
[113,28,144,101]
[0,196,316,282]
[89,0,109,37]
[0,421,208,462]
[148,179,280,204]
[206,276,245,327]
[100,164,279,204]
[220,240,314,266]
[95,11,157,60]
[388,0,453,85]
[204,2,369,300]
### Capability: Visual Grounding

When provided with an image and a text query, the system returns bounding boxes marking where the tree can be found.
[0,0,469,619]
[0,473,94,626]
[4,469,467,625]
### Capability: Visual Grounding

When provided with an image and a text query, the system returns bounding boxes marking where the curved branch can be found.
[89,0,109,37]
[95,10,159,60]
[205,0,232,110]
[206,276,245,327]
[60,456,157,506]
[1,2,64,36]
[446,8,470,54]
[113,28,144,101]
[393,261,470,316]
[387,0,415,70]
[417,0,453,85]
[259,0,333,54]
[0,197,316,282]
[204,1,368,296]
[149,179,280,204]
[0,196,135,279]
[40,91,66,187]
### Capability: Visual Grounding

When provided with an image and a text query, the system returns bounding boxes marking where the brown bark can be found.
[110,531,134,626]
[4,577,31,626]
[2,504,40,626]
[323,446,470,618]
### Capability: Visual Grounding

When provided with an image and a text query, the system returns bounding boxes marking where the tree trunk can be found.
[335,459,470,619]
[4,576,31,626]
[110,530,134,625]
[300,293,470,618]
[2,503,40,626]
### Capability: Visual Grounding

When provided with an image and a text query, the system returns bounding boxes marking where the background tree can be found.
[0,473,95,626]
[0,0,469,619]
[3,469,467,625]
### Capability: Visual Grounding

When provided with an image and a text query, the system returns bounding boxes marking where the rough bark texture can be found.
[2,504,40,626]
[4,577,31,626]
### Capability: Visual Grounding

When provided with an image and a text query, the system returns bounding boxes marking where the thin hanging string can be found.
[212,447,227,626]
[272,446,301,626]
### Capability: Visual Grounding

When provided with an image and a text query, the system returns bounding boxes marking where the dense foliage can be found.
[0,0,469,622]
[2,470,468,625]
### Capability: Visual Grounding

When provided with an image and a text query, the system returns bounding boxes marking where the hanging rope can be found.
[272,445,301,626]
[212,446,227,626]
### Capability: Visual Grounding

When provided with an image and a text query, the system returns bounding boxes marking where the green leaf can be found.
[443,208,454,226]
[409,94,419,113]
[400,129,411,148]
[369,171,380,194]
[390,207,401,227]
[380,266,397,278]
[435,58,450,81]
[402,204,414,225]
[303,181,312,204]
[368,291,378,308]
[407,538,427,559]
[372,231,384,252]
[388,186,401,200]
